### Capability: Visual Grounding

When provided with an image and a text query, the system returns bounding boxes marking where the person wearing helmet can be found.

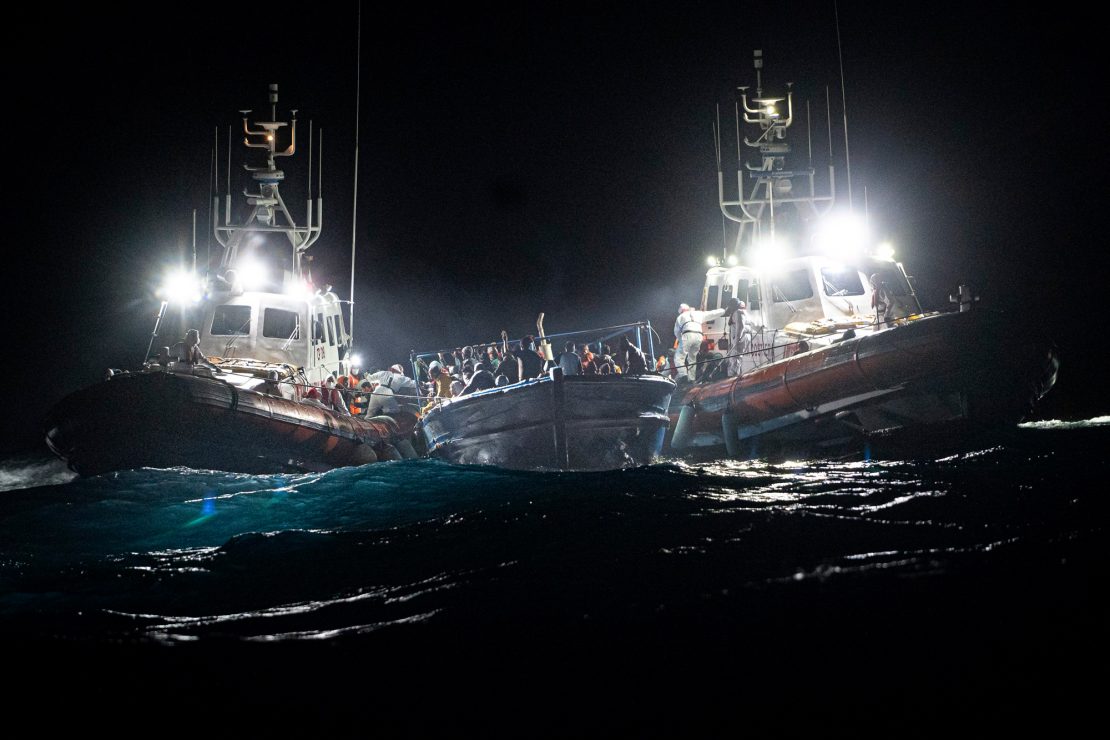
[673,302,729,382]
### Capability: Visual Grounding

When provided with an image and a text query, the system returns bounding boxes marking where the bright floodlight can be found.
[750,237,787,273]
[875,242,896,261]
[159,270,203,304]
[350,353,363,369]
[814,212,869,262]
[284,278,314,301]
[726,254,739,267]
[236,257,268,291]
[706,255,720,267]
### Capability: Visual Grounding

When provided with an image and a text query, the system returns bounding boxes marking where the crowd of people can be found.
[409,332,658,413]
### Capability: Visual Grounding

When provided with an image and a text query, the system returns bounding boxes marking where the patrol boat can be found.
[45,86,418,476]
[665,51,1059,459]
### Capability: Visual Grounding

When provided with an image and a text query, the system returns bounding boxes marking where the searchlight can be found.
[158,270,204,304]
[814,212,869,263]
[750,237,787,273]
[874,242,896,261]
[236,257,268,291]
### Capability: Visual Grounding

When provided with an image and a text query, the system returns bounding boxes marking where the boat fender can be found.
[670,405,696,450]
[351,444,378,466]
[721,412,740,457]
[377,443,403,462]
[229,385,239,411]
[395,439,419,459]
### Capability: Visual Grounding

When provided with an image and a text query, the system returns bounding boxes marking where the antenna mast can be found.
[212,85,322,281]
[349,1,362,352]
[835,0,853,210]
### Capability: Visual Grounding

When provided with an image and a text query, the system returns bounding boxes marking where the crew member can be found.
[870,274,896,327]
[364,380,400,417]
[365,368,420,412]
[673,303,728,381]
[726,299,753,377]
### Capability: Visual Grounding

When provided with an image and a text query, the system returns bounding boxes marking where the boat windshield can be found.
[772,270,813,302]
[211,305,252,335]
[263,308,301,340]
[821,266,865,297]
[872,266,912,296]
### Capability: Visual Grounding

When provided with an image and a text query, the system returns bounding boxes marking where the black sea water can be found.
[1,419,1106,733]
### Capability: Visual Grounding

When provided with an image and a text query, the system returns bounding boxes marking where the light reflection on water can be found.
[0,419,1103,650]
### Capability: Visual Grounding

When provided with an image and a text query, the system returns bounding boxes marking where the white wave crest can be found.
[0,456,77,492]
[1020,415,1110,430]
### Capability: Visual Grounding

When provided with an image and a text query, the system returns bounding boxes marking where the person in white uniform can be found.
[726,299,754,377]
[673,303,728,381]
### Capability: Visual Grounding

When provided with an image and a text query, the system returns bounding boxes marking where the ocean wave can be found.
[0,456,77,493]
[1020,415,1110,430]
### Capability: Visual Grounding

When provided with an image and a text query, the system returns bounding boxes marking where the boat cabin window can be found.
[873,267,912,296]
[262,308,301,340]
[821,267,865,297]
[772,270,813,302]
[210,305,252,336]
[736,279,760,311]
[705,284,720,310]
[313,312,326,344]
[326,315,336,346]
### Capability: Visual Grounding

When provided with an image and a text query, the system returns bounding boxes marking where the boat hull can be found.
[421,372,675,471]
[45,370,417,476]
[668,309,1059,458]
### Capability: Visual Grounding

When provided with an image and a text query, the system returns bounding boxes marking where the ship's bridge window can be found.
[772,270,813,302]
[210,305,252,335]
[874,267,912,296]
[705,285,720,310]
[313,312,326,344]
[262,308,301,340]
[737,279,760,311]
[326,315,336,346]
[821,267,865,297]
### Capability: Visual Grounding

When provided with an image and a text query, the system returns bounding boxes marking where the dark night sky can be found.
[4,2,1106,451]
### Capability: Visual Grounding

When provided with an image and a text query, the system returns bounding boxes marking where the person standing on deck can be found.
[494,330,522,385]
[515,335,545,380]
[870,274,896,327]
[673,303,728,382]
[558,342,582,376]
[726,299,753,378]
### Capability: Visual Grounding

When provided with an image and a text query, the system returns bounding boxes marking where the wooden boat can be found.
[421,368,675,471]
